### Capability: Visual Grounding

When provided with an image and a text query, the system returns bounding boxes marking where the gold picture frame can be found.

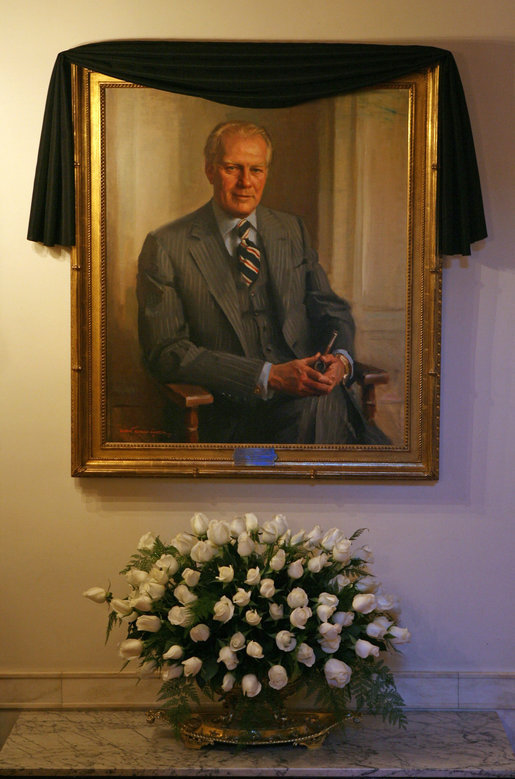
[71,63,441,479]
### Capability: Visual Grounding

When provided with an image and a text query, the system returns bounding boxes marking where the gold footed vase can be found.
[177,686,339,749]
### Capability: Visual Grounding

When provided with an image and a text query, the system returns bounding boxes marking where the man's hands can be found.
[268,353,349,398]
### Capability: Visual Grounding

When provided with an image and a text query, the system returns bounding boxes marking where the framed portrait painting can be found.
[71,62,441,479]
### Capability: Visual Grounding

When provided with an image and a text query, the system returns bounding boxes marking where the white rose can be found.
[241,674,262,697]
[366,616,392,639]
[230,516,247,537]
[305,524,323,548]
[268,665,288,690]
[213,596,235,623]
[161,663,183,681]
[287,559,304,579]
[318,622,342,641]
[321,527,343,551]
[246,641,264,659]
[244,513,259,532]
[182,568,201,587]
[332,539,352,564]
[375,592,401,613]
[388,626,411,644]
[318,622,342,652]
[324,658,352,688]
[355,639,380,658]
[135,615,161,633]
[216,565,234,583]
[308,553,329,573]
[329,574,351,591]
[355,575,379,593]
[148,566,169,585]
[190,512,210,535]
[278,530,291,546]
[352,593,377,614]
[275,630,297,652]
[245,567,261,585]
[174,584,197,605]
[332,611,354,627]
[207,519,231,546]
[162,645,184,660]
[190,540,217,563]
[237,532,255,557]
[182,657,202,677]
[319,593,339,607]
[260,519,281,544]
[118,638,143,660]
[318,624,342,652]
[171,532,196,555]
[167,605,192,627]
[316,593,338,622]
[245,609,262,626]
[290,530,306,546]
[125,568,148,587]
[270,549,286,571]
[229,632,246,651]
[261,514,288,544]
[110,598,133,617]
[272,514,289,536]
[190,623,210,642]
[218,646,239,670]
[319,636,341,653]
[287,587,308,608]
[316,604,336,622]
[232,588,251,607]
[254,543,267,556]
[142,580,166,601]
[137,532,156,550]
[139,660,158,677]
[130,594,153,612]
[290,606,312,628]
[297,643,316,667]
[83,587,107,604]
[355,545,374,563]
[155,554,179,576]
[222,672,235,691]
[259,578,276,599]
[269,602,284,620]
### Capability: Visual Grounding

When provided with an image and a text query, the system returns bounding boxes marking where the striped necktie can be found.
[237,219,261,286]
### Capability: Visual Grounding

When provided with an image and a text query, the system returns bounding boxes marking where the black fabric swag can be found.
[27,41,487,256]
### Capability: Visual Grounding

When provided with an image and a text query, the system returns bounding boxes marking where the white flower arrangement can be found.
[84,513,410,731]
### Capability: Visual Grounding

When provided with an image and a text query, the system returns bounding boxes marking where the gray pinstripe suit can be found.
[137,201,384,444]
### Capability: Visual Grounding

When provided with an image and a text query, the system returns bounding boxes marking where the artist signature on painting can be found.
[119,427,172,439]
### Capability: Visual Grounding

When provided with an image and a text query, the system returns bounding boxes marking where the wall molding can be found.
[0,671,513,710]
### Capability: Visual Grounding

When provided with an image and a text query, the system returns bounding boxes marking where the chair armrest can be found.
[352,362,389,421]
[163,383,214,408]
[161,383,214,443]
[353,361,389,387]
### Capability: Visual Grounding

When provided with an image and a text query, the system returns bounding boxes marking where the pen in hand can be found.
[313,329,338,373]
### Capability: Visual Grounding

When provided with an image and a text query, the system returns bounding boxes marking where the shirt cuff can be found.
[256,361,273,400]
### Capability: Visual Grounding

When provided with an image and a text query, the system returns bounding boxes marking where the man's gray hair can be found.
[204,120,273,167]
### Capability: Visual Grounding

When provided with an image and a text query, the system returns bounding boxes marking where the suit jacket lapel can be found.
[188,203,249,351]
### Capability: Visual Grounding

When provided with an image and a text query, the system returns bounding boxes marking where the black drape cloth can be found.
[27,41,487,255]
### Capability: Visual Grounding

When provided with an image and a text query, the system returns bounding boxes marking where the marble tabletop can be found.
[0,709,514,776]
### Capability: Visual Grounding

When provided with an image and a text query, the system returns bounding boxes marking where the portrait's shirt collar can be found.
[211,199,258,240]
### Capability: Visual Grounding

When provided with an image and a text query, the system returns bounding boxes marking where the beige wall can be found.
[1,0,513,705]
